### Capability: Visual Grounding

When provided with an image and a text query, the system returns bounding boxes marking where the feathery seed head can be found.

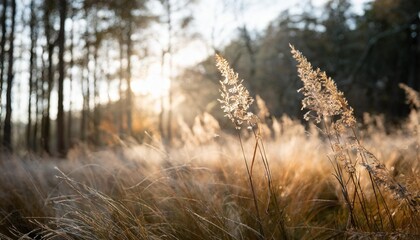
[215,54,256,129]
[399,83,420,109]
[290,44,356,131]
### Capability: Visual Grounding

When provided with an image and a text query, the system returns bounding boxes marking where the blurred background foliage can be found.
[182,0,420,126]
[0,0,419,155]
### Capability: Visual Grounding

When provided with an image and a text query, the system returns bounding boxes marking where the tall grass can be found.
[216,54,287,239]
[0,49,418,239]
[290,45,419,238]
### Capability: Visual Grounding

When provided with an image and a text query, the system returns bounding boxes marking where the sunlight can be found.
[131,63,170,99]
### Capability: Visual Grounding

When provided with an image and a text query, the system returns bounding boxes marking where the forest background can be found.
[0,0,419,155]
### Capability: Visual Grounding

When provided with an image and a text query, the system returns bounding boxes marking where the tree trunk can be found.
[81,19,90,143]
[67,8,74,149]
[2,0,16,150]
[93,12,101,146]
[93,20,100,146]
[159,50,166,141]
[27,0,37,151]
[57,0,67,156]
[166,0,173,144]
[42,2,54,154]
[43,43,54,154]
[39,49,47,153]
[0,0,8,139]
[80,73,87,142]
[159,0,174,146]
[105,41,112,104]
[118,38,124,138]
[34,68,41,152]
[126,20,133,137]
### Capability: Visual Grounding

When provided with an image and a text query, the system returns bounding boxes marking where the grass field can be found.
[0,116,418,239]
[0,49,419,239]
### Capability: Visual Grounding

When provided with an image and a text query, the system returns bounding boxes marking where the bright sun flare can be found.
[130,38,208,101]
[131,63,170,99]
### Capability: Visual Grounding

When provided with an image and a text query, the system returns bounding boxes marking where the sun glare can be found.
[131,40,206,100]
[131,63,170,99]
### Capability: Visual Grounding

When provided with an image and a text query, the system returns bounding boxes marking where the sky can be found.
[175,0,371,67]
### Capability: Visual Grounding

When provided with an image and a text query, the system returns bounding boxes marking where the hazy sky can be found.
[175,0,371,67]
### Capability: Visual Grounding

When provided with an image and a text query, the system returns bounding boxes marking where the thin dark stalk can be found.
[351,128,395,230]
[332,162,358,228]
[367,171,385,230]
[352,170,374,230]
[372,177,396,231]
[323,119,359,229]
[253,127,288,240]
[250,134,259,177]
[332,129,373,231]
[237,131,265,240]
[350,172,374,231]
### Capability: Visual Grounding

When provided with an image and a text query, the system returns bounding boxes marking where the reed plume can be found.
[215,54,288,240]
[215,54,257,130]
[290,44,419,234]
[399,83,420,110]
[290,44,356,132]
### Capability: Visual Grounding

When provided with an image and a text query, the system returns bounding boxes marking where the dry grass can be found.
[0,50,419,239]
[0,122,418,239]
[290,45,419,238]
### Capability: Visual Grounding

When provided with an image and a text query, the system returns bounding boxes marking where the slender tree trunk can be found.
[42,3,54,154]
[27,0,37,151]
[34,70,41,152]
[39,49,47,153]
[0,0,8,139]
[27,55,33,149]
[159,50,166,141]
[159,0,173,146]
[167,53,173,143]
[57,0,67,156]
[43,42,54,154]
[105,41,111,104]
[81,19,90,142]
[67,9,74,149]
[118,38,124,138]
[3,0,16,150]
[80,68,87,142]
[126,20,133,137]
[166,0,173,144]
[104,41,115,138]
[93,22,100,146]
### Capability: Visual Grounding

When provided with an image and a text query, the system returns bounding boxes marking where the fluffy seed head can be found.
[290,44,356,131]
[399,83,420,109]
[215,54,256,129]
